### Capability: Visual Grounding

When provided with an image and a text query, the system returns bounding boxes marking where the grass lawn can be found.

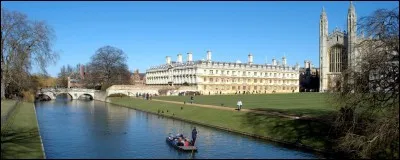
[1,100,18,118]
[1,101,45,159]
[109,97,333,152]
[154,93,335,117]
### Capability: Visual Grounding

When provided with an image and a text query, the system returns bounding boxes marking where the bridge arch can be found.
[78,93,94,100]
[56,92,74,100]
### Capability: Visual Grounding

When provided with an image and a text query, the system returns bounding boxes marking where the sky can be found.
[2,1,398,77]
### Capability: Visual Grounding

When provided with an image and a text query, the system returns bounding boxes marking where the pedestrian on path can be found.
[237,100,243,111]
[190,96,194,104]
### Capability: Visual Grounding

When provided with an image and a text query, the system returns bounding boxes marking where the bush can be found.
[108,93,128,97]
[22,90,35,102]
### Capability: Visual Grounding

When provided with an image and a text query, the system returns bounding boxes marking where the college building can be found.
[145,51,301,95]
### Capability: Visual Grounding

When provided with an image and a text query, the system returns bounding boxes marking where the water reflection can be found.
[35,99,317,159]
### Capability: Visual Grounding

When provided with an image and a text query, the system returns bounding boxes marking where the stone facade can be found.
[146,51,300,95]
[131,69,146,85]
[319,2,364,92]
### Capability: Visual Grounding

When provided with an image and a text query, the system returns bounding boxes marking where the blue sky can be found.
[2,1,398,77]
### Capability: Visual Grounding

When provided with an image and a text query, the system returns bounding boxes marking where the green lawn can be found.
[1,100,18,118]
[154,93,335,117]
[1,102,45,159]
[109,97,333,153]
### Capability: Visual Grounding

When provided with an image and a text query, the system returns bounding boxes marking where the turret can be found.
[248,53,253,65]
[272,58,277,66]
[347,1,357,70]
[177,53,183,63]
[282,56,287,66]
[206,50,212,62]
[187,52,193,62]
[320,6,329,92]
[166,56,171,64]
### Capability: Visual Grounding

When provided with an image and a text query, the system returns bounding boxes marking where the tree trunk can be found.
[1,77,5,99]
[1,60,5,99]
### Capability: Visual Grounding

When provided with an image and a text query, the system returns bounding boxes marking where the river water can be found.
[35,99,318,159]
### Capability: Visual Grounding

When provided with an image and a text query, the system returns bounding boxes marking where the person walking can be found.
[191,127,198,145]
[237,100,243,111]
[190,96,194,104]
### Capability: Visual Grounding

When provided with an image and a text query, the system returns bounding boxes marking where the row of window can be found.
[203,85,297,91]
[205,69,297,78]
[204,77,298,84]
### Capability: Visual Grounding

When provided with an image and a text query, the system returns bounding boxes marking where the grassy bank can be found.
[1,100,18,119]
[109,97,334,153]
[154,93,334,117]
[1,101,45,159]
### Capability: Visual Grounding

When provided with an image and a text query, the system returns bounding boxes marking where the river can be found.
[35,98,318,159]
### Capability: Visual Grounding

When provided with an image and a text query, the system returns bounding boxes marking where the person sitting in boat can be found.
[177,137,184,146]
[184,139,190,146]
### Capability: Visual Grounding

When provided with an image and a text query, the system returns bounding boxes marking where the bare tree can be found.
[85,46,131,90]
[329,7,399,159]
[1,7,58,99]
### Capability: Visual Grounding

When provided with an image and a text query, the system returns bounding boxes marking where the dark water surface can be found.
[35,99,318,159]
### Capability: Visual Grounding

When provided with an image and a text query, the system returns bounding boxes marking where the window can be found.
[216,78,219,82]
[254,72,257,76]
[209,78,213,82]
[204,70,206,74]
[222,70,225,75]
[216,70,219,74]
[260,79,263,83]
[274,73,277,77]
[254,79,257,83]
[210,70,213,74]
[204,78,207,82]
[232,86,236,90]
[238,86,241,90]
[243,86,246,90]
[227,71,230,75]
[232,71,236,75]
[254,86,257,90]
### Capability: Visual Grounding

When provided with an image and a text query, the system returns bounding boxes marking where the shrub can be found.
[22,90,35,102]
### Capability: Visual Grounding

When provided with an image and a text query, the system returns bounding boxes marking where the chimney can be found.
[272,58,277,65]
[206,50,212,62]
[166,56,171,64]
[177,54,183,63]
[248,53,253,65]
[187,52,193,62]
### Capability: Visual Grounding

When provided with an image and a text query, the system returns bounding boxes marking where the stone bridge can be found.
[37,88,96,100]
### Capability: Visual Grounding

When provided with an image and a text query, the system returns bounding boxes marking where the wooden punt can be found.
[166,137,198,152]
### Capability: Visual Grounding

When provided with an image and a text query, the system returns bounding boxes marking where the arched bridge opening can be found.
[78,93,94,100]
[56,93,73,100]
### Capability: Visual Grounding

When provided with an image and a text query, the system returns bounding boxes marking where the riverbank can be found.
[107,97,335,157]
[1,100,45,159]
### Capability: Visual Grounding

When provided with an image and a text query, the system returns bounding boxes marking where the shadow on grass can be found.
[239,111,343,159]
[249,108,336,118]
[1,128,43,159]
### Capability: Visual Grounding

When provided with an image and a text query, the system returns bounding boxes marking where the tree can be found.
[57,64,75,88]
[85,46,131,90]
[330,7,399,159]
[1,7,58,99]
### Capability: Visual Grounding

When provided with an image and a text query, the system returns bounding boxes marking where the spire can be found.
[349,1,355,12]
[321,6,327,17]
